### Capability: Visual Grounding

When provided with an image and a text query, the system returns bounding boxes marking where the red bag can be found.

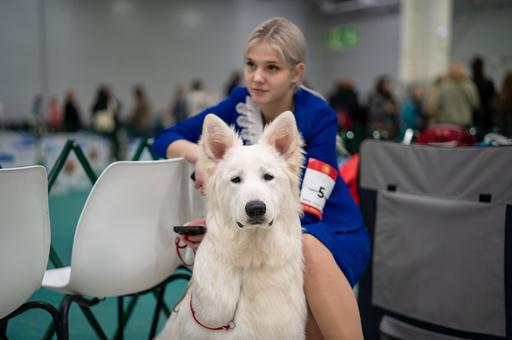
[416,125,475,146]
[339,154,360,205]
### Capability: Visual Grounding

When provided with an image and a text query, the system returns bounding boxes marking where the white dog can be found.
[156,111,307,339]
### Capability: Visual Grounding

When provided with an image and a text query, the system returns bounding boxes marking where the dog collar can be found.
[190,294,237,331]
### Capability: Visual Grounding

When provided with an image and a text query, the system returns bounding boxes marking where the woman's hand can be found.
[180,217,206,252]
[193,162,206,194]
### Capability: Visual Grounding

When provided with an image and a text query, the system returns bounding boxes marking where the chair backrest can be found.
[358,140,512,340]
[68,158,198,298]
[0,166,50,319]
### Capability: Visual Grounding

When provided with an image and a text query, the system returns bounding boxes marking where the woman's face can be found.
[382,80,392,94]
[244,42,303,110]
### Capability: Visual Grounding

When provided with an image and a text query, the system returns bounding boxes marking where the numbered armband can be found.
[300,158,337,219]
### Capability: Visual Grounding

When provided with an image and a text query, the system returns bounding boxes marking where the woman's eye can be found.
[263,173,274,181]
[231,176,242,184]
[245,60,256,69]
[267,64,279,72]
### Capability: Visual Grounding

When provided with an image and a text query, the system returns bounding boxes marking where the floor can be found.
[5,190,189,339]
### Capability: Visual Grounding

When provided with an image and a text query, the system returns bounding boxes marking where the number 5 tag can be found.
[300,158,337,219]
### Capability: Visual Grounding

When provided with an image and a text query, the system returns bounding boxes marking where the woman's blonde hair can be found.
[245,17,306,69]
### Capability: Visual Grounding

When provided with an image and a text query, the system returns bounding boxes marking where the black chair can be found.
[358,140,512,340]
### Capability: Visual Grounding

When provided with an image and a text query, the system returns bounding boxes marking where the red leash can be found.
[175,236,196,267]
[172,284,237,331]
[190,294,236,331]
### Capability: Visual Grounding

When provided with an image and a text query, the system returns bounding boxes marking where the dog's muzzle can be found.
[236,200,273,228]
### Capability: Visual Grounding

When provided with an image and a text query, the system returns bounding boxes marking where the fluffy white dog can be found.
[156,111,307,339]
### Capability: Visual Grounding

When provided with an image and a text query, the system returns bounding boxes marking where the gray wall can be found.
[451,0,512,87]
[1,0,511,121]
[0,0,315,121]
[308,6,401,100]
[0,0,41,119]
[312,0,512,102]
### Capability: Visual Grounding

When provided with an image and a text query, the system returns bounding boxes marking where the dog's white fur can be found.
[156,111,307,340]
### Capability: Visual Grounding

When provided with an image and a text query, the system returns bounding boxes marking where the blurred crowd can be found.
[2,56,511,160]
[30,77,227,137]
[328,56,512,142]
[5,74,238,159]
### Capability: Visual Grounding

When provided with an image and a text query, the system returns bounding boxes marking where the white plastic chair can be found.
[0,166,60,337]
[42,158,198,339]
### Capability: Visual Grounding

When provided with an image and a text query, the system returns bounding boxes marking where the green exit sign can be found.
[327,26,359,50]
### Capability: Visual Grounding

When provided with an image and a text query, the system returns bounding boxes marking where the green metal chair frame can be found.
[1,301,62,339]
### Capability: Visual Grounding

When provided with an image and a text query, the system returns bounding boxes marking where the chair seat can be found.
[43,267,73,294]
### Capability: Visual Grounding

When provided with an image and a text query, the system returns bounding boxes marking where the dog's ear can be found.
[200,114,240,161]
[260,111,304,172]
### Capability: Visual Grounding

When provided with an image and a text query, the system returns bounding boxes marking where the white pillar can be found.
[399,0,453,86]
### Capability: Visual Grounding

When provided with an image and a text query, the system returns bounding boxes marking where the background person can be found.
[367,75,398,139]
[470,55,496,133]
[129,84,153,137]
[47,95,62,132]
[328,79,363,132]
[430,62,480,128]
[171,85,188,124]
[224,70,242,97]
[494,70,512,137]
[90,84,122,159]
[399,83,426,138]
[153,17,369,340]
[186,79,211,118]
[62,88,83,132]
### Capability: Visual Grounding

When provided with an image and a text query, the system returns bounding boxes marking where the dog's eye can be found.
[231,176,242,184]
[263,173,274,181]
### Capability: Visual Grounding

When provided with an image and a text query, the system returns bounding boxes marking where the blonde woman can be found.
[153,17,369,340]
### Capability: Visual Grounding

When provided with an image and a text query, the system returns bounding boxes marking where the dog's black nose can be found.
[245,200,266,219]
